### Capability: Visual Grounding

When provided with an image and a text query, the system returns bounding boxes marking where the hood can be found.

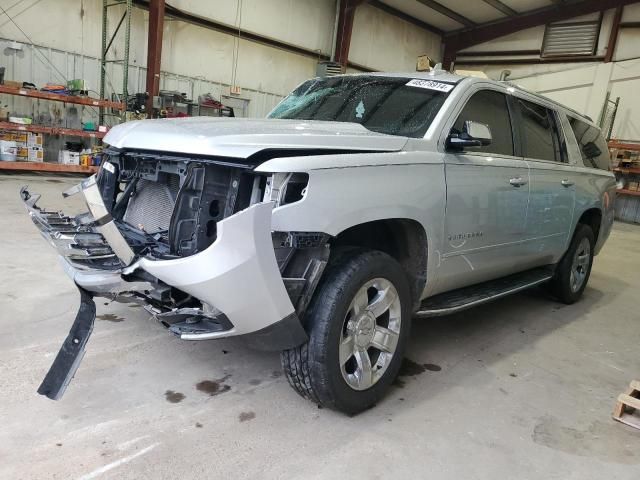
[103,117,408,158]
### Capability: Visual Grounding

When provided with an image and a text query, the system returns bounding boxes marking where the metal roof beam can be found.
[446,0,640,51]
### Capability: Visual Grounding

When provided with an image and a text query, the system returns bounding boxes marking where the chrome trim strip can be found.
[81,175,135,265]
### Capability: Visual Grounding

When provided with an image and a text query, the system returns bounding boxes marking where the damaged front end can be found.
[22,150,327,400]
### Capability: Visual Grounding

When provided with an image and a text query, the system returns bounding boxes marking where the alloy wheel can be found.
[570,237,591,292]
[339,278,402,391]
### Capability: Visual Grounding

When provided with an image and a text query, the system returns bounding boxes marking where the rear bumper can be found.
[21,177,304,344]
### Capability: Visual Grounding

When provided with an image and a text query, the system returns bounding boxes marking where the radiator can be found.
[123,176,180,233]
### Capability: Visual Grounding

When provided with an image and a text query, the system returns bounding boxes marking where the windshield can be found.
[268,76,454,138]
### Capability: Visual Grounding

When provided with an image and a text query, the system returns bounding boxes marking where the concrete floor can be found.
[0,173,638,479]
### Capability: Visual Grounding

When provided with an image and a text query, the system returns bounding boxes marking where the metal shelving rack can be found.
[0,86,125,174]
[611,141,640,223]
[100,0,133,125]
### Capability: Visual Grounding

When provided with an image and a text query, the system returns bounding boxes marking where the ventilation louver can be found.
[316,61,344,77]
[542,21,600,57]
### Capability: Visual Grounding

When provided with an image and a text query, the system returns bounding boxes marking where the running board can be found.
[416,266,555,317]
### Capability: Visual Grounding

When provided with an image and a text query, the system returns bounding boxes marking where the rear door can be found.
[439,87,530,292]
[514,97,576,265]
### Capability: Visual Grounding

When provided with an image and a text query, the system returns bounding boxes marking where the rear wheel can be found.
[549,224,595,304]
[281,249,411,414]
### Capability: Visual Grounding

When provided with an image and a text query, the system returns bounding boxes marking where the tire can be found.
[549,224,595,304]
[281,248,412,414]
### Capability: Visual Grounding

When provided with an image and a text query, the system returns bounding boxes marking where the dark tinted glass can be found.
[517,99,563,162]
[268,76,451,138]
[568,116,611,170]
[451,90,514,156]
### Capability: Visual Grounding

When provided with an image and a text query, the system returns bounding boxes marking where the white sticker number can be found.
[405,79,454,93]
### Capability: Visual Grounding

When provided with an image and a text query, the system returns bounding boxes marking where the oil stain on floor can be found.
[238,411,256,422]
[394,358,442,387]
[164,390,185,403]
[196,374,231,397]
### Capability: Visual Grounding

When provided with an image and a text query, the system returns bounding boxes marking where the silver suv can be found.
[22,71,615,413]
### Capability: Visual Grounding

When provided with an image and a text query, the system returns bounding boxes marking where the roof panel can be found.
[437,0,506,24]
[379,0,468,31]
[499,0,554,14]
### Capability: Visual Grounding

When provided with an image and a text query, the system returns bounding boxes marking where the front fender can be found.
[268,163,445,237]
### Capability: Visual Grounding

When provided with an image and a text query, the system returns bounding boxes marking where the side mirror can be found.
[447,120,492,149]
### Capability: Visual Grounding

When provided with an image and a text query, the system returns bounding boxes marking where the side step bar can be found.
[416,266,555,317]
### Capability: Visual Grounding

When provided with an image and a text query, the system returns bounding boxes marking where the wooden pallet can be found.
[613,380,640,430]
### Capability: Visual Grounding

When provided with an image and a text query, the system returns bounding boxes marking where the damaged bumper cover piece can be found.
[37,287,96,400]
[124,201,299,339]
[21,176,307,400]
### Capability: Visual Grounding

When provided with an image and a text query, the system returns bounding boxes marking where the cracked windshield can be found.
[268,76,453,138]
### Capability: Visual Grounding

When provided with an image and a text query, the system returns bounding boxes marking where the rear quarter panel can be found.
[571,167,616,254]
[558,110,616,255]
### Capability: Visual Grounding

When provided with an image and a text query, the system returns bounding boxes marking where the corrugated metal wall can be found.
[615,195,640,224]
[0,36,285,126]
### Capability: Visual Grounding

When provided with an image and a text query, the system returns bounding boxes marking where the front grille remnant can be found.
[123,176,180,233]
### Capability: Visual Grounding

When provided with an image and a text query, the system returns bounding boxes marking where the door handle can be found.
[509,177,527,187]
[561,179,574,187]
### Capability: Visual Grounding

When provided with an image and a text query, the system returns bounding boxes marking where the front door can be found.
[438,88,530,293]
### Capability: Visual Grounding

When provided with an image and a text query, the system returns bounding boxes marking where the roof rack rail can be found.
[499,80,593,124]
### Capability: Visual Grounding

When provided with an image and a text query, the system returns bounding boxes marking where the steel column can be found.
[99,0,108,125]
[605,6,624,63]
[334,0,368,68]
[146,0,165,117]
[123,0,132,103]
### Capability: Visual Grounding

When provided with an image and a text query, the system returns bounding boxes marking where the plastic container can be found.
[0,140,17,161]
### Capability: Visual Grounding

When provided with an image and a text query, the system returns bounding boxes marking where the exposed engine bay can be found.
[94,148,326,316]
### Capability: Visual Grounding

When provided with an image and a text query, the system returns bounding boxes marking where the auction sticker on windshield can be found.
[405,79,455,92]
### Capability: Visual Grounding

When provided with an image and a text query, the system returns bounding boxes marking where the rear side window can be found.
[568,116,611,170]
[516,98,565,162]
[451,90,514,156]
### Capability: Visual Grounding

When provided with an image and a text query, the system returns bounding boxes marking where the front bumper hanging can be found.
[21,174,306,400]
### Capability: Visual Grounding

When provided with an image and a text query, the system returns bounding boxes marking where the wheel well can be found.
[577,208,602,243]
[332,219,427,308]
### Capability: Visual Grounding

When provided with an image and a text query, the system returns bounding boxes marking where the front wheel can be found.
[281,249,412,414]
[549,224,595,304]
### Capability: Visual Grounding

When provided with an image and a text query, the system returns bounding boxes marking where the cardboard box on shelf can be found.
[13,132,27,144]
[27,146,43,162]
[0,139,17,161]
[27,132,43,147]
[628,181,639,191]
[58,150,80,165]
[16,146,28,158]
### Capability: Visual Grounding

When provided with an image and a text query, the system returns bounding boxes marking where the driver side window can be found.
[452,90,514,156]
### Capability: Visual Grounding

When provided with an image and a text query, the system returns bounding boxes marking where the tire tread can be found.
[281,248,411,413]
